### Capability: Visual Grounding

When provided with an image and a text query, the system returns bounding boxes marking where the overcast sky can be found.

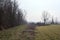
[17,0,60,22]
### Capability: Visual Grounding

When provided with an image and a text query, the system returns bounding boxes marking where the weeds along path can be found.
[21,24,36,40]
[0,25,28,40]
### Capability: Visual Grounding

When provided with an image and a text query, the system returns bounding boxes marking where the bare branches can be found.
[42,11,50,24]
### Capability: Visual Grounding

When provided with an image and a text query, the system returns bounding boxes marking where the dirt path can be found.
[21,24,36,40]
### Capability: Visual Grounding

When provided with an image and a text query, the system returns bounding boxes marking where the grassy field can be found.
[35,25,60,40]
[0,25,27,40]
[0,25,60,40]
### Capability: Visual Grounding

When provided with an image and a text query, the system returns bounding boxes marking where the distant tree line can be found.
[42,11,58,24]
[27,11,59,26]
[36,11,58,26]
[0,0,26,30]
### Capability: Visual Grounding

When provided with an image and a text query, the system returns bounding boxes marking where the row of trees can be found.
[36,11,58,26]
[0,0,26,30]
[42,11,58,25]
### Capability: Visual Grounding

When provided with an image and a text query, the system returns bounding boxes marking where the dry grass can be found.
[0,25,27,40]
[35,25,60,40]
[0,25,60,40]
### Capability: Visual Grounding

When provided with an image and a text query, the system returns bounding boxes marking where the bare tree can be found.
[51,16,54,24]
[42,11,50,24]
[51,16,58,24]
[55,17,58,24]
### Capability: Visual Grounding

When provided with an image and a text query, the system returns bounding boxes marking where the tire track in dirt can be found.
[21,24,36,40]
